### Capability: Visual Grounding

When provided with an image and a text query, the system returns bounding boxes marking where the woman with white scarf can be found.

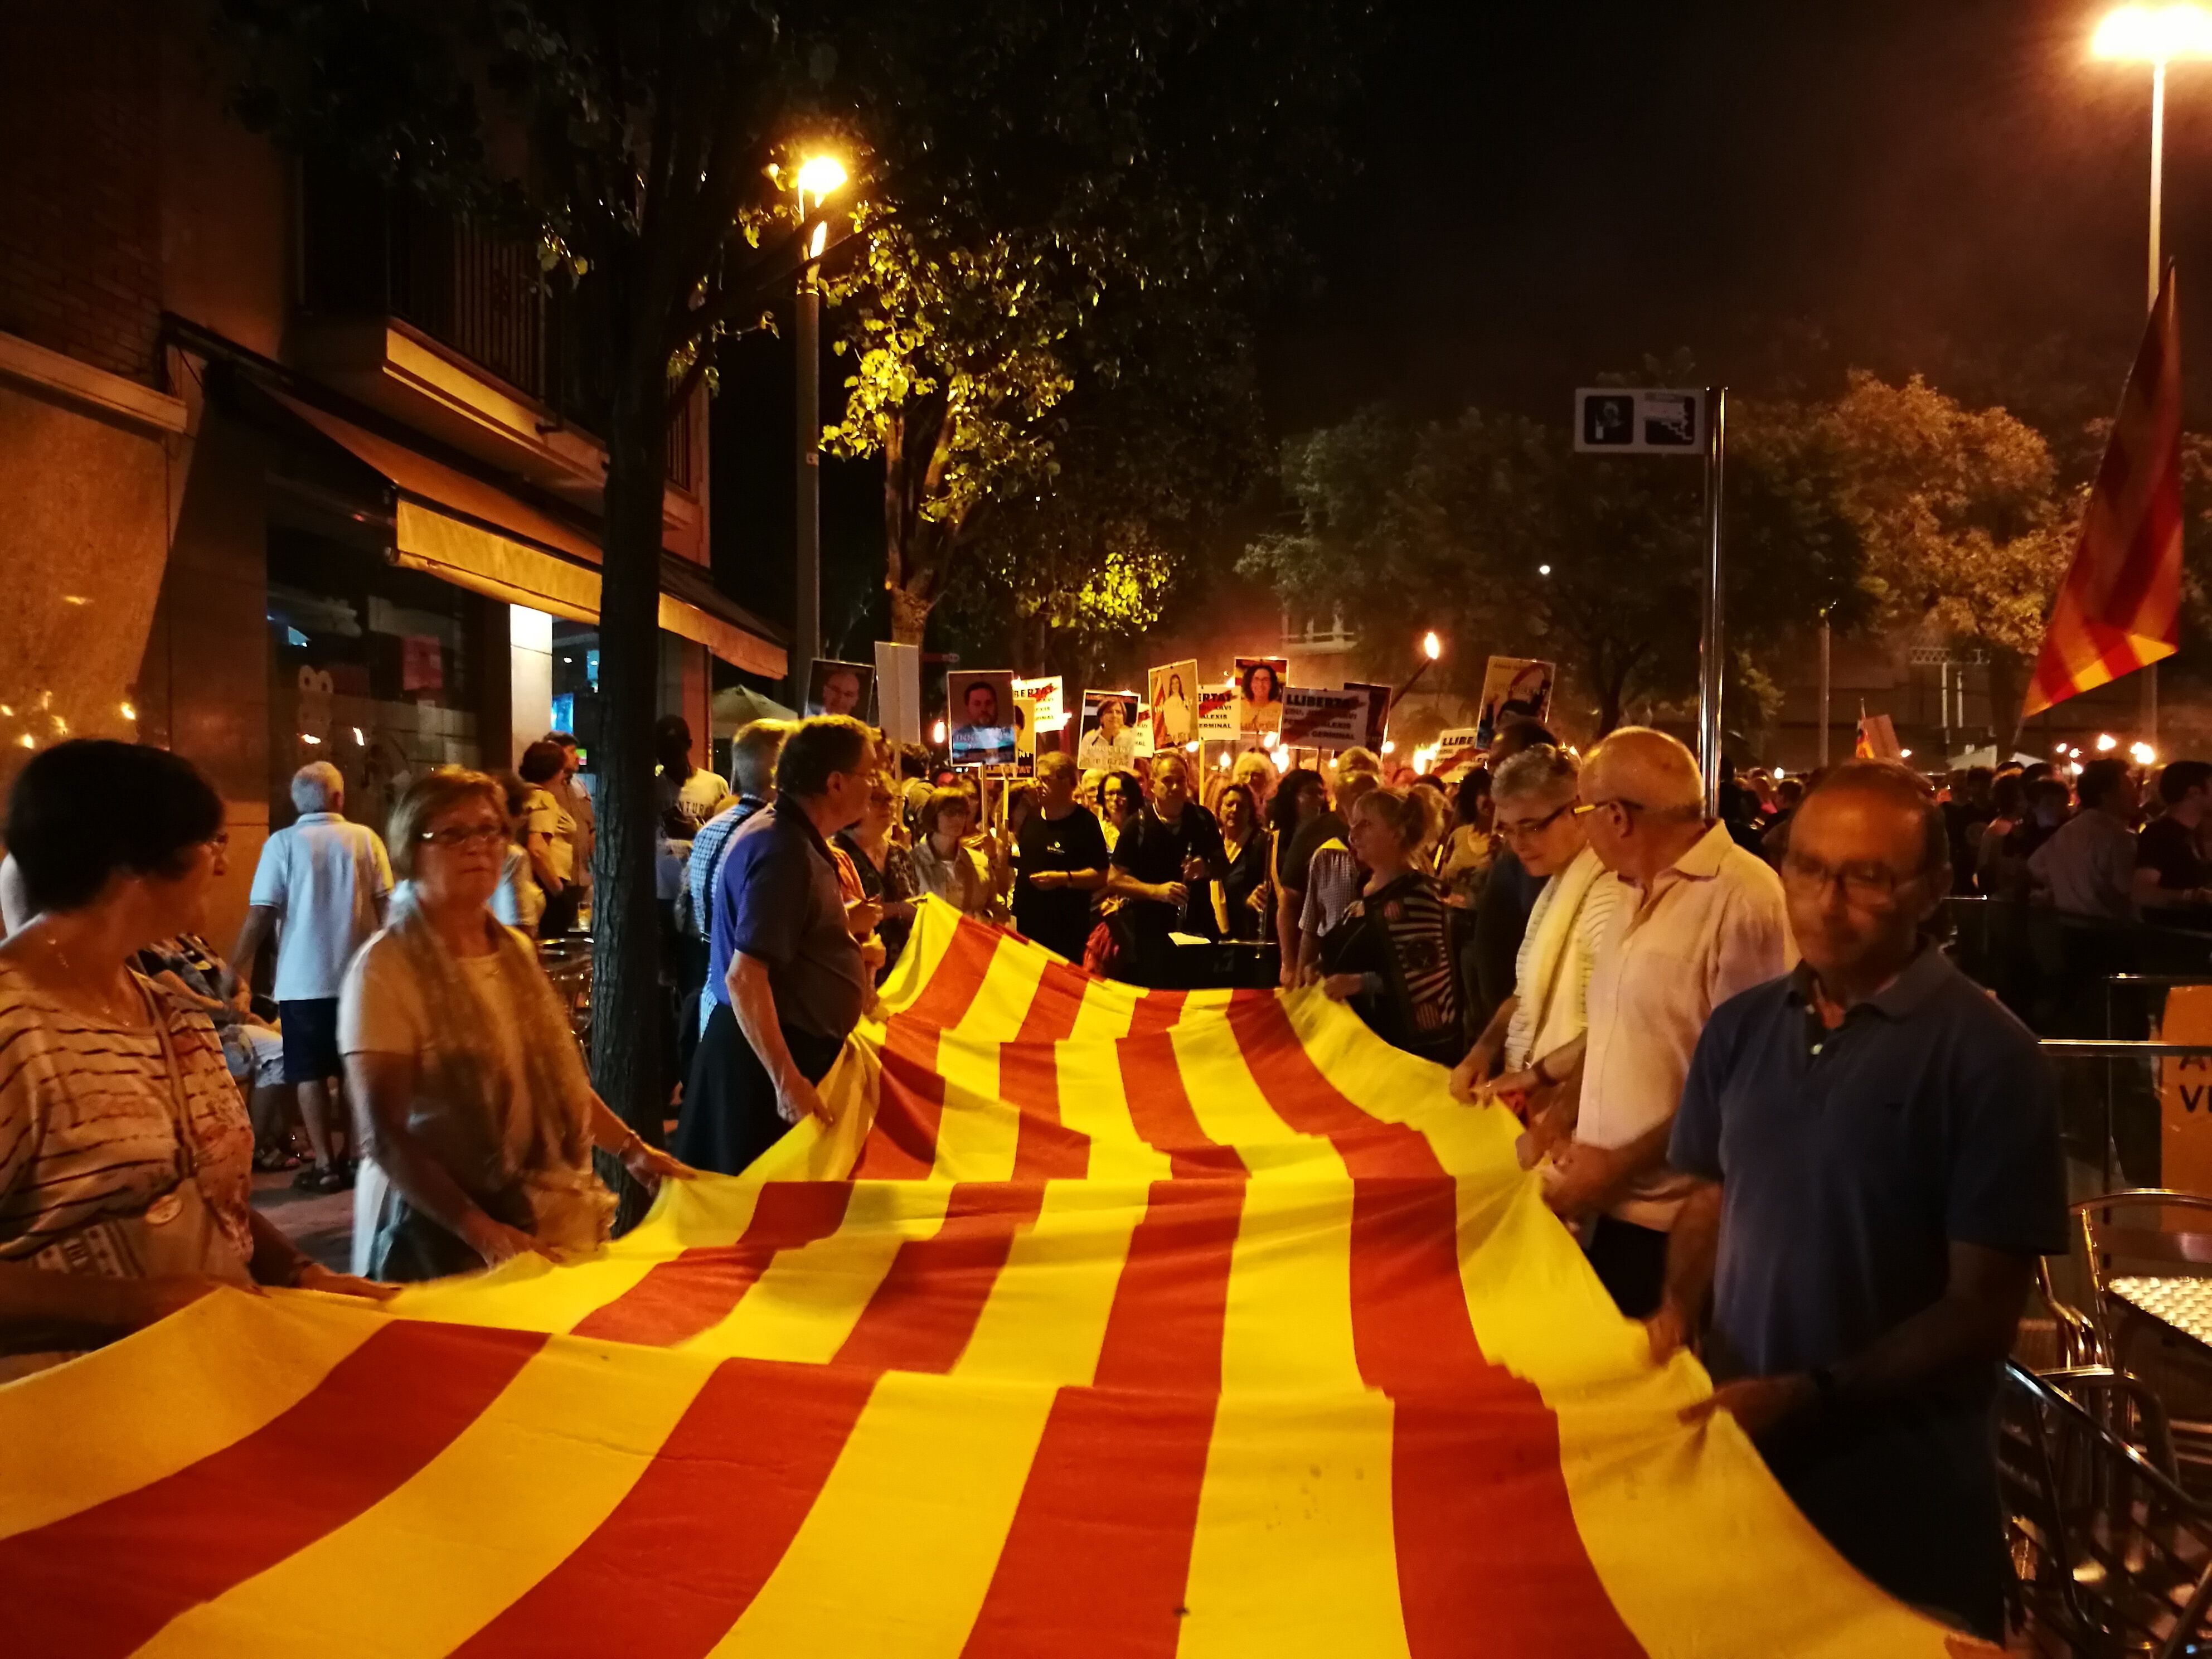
[1449,748,1625,1166]
[342,768,688,1281]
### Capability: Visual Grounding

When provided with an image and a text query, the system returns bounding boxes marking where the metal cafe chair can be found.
[2070,1193,2212,1493]
[536,938,595,1051]
[1999,1362,2212,1657]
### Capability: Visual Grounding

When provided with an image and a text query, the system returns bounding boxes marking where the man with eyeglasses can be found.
[1551,727,1790,1318]
[1646,761,2063,1641]
[674,716,875,1176]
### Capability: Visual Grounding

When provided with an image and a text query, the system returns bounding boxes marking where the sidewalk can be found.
[251,1170,353,1272]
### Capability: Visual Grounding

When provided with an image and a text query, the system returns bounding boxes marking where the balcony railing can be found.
[300,157,692,491]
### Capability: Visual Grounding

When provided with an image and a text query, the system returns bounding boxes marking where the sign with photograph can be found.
[1573,387,1706,454]
[1076,688,1141,772]
[947,670,1018,766]
[874,641,922,744]
[1473,656,1557,748]
[1147,659,1200,748]
[1280,686,1370,749]
[806,658,874,719]
[1343,681,1391,751]
[1196,681,1238,741]
[1234,656,1288,735]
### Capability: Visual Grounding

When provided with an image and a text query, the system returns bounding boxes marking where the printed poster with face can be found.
[1234,656,1288,735]
[1147,659,1200,748]
[1343,681,1391,753]
[947,670,1018,767]
[1473,656,1557,748]
[1076,688,1141,773]
[806,658,875,720]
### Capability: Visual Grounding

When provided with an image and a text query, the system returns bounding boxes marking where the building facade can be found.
[0,1,783,942]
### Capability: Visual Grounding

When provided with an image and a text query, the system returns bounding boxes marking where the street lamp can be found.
[2094,5,2212,311]
[790,154,846,701]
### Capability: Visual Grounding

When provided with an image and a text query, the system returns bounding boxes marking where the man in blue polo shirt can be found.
[673,716,874,1175]
[1650,761,2065,1641]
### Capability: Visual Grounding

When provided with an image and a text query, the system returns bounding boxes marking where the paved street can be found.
[252,1171,354,1272]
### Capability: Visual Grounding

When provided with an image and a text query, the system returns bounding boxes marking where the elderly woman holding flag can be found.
[1449,746,1625,1164]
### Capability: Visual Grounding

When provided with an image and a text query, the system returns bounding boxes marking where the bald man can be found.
[1549,727,1792,1317]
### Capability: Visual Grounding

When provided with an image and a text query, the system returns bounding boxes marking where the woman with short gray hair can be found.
[1450,746,1626,1170]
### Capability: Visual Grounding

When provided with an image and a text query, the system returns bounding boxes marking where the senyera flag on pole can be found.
[0,901,1981,1657]
[2021,263,2183,719]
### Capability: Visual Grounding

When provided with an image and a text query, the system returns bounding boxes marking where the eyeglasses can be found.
[1571,798,1645,819]
[1781,852,1915,905]
[201,830,231,852]
[1496,803,1572,840]
[417,824,507,852]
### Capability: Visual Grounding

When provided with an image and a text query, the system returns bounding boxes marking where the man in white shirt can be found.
[1551,729,1792,1316]
[231,762,393,1193]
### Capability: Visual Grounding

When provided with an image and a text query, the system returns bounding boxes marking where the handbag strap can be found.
[133,975,200,1181]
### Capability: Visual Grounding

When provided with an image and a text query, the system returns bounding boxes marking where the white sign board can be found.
[873,641,923,745]
[1279,687,1370,749]
[1013,675,1064,731]
[1574,387,1705,455]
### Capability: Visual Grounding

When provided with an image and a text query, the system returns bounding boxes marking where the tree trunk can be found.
[1594,668,1628,738]
[589,367,673,1225]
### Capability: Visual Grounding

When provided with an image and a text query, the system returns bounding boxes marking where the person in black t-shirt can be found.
[1107,752,1226,984]
[1013,754,1111,961]
[2137,759,2212,921]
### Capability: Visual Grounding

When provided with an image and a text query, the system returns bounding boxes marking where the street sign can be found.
[1573,387,1705,455]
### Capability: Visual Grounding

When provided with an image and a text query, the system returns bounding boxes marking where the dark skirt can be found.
[673,1001,845,1176]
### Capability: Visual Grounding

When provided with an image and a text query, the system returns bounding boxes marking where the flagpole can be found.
[2143,59,2166,746]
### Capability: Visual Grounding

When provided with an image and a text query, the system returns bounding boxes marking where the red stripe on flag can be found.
[1127,988,1189,1035]
[1117,1030,1250,1178]
[851,920,1001,1179]
[1005,960,1092,1180]
[832,1182,1048,1373]
[2,1321,547,1659]
[1226,999,1646,1657]
[451,1358,878,1659]
[961,1177,1246,1658]
[570,1182,855,1346]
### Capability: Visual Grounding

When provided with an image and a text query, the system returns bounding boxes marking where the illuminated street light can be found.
[931,719,947,745]
[2133,740,2160,764]
[2097,731,2119,750]
[1422,630,1442,662]
[789,152,847,698]
[794,155,847,202]
[1537,564,1552,576]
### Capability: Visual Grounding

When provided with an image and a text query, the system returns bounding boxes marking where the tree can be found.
[219,1,857,1162]
[818,0,1362,644]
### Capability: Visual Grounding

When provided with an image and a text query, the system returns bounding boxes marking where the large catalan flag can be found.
[2021,264,2184,718]
[0,901,1978,1656]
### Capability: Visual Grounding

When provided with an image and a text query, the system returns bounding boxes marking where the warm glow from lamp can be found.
[2097,731,2119,751]
[119,701,135,721]
[931,719,947,745]
[2095,3,2212,60]
[795,156,847,197]
[1421,631,1442,661]
[2133,741,2159,764]
[807,222,828,259]
[1381,740,1397,755]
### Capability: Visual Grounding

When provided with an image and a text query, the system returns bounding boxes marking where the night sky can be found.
[717,0,2212,658]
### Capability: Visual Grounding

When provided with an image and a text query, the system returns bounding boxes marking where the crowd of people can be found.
[14,708,2203,1643]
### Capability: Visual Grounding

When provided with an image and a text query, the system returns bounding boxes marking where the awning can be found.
[270,392,787,679]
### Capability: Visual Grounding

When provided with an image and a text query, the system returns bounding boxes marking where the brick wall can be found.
[0,1,163,385]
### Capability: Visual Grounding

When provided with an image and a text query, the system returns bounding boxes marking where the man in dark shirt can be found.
[1013,752,1110,961]
[1275,748,1378,984]
[1651,761,2065,1640]
[2137,759,2212,919]
[675,716,874,1176]
[1108,751,1226,985]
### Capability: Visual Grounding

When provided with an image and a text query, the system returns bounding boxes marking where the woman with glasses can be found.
[1450,748,1625,1156]
[835,772,919,975]
[0,742,392,1379]
[342,768,688,1281]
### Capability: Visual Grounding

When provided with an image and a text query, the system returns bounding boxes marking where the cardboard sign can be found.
[2164,985,2212,1194]
[1343,681,1390,752]
[1196,682,1238,741]
[1280,686,1370,748]
[874,641,922,745]
[806,658,874,720]
[1234,656,1288,735]
[1013,675,1064,731]
[947,670,1017,766]
[1433,726,1487,778]
[1856,712,1903,761]
[1148,659,1200,748]
[1076,689,1142,772]
[1474,656,1556,748]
